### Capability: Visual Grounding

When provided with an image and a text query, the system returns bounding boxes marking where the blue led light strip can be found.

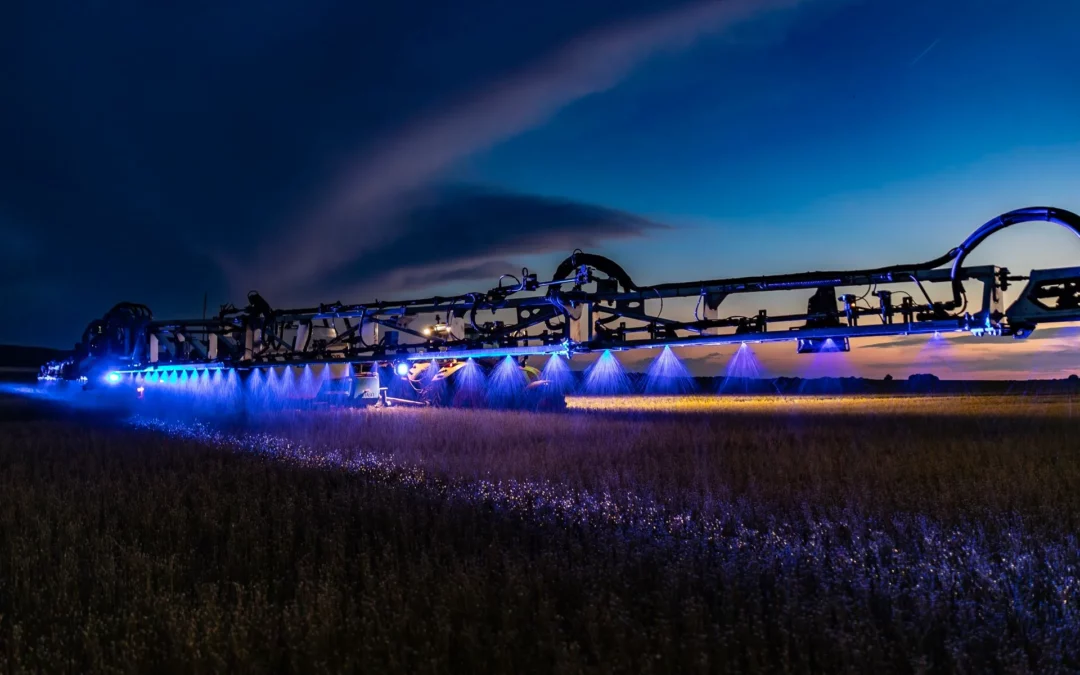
[108,343,571,375]
[111,363,227,374]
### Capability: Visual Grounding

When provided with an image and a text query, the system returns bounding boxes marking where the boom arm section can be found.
[42,206,1080,383]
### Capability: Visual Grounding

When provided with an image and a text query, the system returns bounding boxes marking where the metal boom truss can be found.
[42,207,1080,383]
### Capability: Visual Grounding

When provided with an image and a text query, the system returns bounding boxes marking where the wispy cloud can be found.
[389,260,520,292]
[244,0,813,296]
[909,37,940,67]
[287,184,666,301]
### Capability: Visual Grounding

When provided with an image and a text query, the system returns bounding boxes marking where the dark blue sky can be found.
[2,0,1079,376]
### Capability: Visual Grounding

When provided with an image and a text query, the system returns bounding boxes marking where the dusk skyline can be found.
[3,0,1079,377]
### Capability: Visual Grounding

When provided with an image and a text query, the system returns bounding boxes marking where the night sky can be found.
[3,0,1079,377]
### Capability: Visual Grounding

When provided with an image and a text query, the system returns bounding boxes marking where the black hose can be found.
[949,206,1080,298]
[547,251,640,294]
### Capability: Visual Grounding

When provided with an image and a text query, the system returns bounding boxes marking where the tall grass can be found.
[1,394,1079,673]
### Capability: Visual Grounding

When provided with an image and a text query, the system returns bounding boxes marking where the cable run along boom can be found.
[41,207,1080,407]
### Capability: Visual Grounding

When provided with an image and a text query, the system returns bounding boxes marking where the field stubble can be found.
[1,393,1079,673]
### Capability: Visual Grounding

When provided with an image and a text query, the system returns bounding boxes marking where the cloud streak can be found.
[290,184,666,301]
[909,37,941,67]
[248,0,811,296]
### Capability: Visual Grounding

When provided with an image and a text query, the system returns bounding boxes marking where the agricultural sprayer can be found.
[40,206,1080,409]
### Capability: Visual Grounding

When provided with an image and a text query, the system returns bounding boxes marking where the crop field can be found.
[2,392,1079,673]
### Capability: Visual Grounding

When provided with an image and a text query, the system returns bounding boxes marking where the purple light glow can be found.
[452,358,487,407]
[912,331,955,376]
[421,359,448,404]
[540,354,576,395]
[487,356,528,408]
[295,364,325,401]
[798,338,859,394]
[246,368,267,410]
[583,350,632,396]
[719,343,767,394]
[643,346,696,395]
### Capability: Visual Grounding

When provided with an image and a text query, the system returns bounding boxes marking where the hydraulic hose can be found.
[949,206,1080,298]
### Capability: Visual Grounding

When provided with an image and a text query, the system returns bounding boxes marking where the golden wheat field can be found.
[565,392,1080,416]
[2,391,1080,673]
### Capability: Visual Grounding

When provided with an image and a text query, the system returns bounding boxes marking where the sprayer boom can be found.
[41,207,1080,401]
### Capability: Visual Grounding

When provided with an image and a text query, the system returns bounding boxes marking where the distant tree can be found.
[884,374,894,382]
[907,373,940,391]
[1069,374,1079,382]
